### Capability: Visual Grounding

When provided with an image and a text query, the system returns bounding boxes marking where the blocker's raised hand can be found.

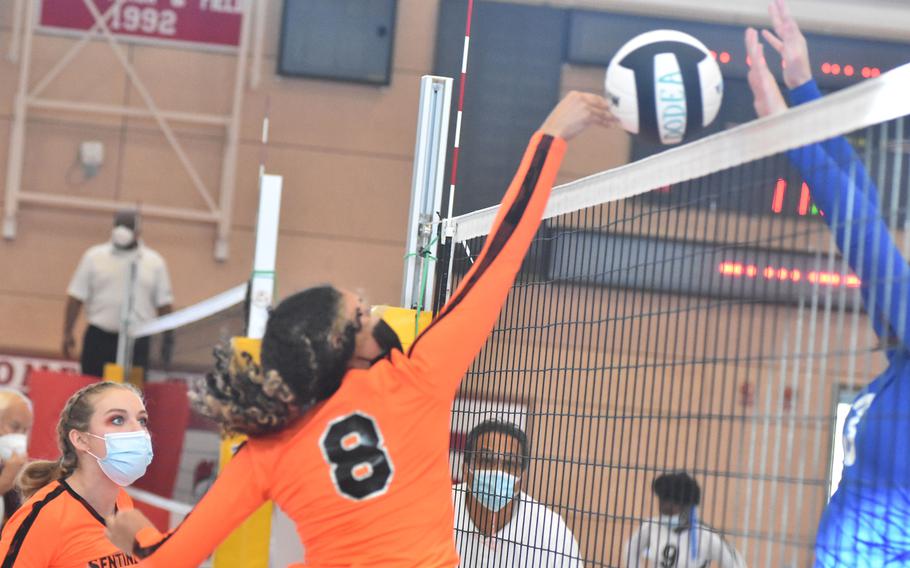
[745,27,788,118]
[762,0,813,90]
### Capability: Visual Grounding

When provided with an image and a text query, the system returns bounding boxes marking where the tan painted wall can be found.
[0,2,896,567]
[0,0,629,357]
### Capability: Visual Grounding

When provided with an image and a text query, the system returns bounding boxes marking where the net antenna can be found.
[248,98,281,339]
[115,252,139,375]
[118,104,281,380]
[401,76,453,312]
[439,0,476,305]
[113,202,151,378]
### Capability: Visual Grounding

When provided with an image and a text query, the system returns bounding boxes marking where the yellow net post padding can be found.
[372,306,433,353]
[213,337,273,568]
[102,363,144,389]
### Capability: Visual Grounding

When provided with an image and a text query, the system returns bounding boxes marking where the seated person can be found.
[0,388,32,526]
[624,472,745,568]
[453,420,582,567]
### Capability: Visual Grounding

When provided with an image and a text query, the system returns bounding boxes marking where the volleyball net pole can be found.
[401,75,453,313]
[212,117,283,567]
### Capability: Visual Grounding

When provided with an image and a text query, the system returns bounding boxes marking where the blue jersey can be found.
[788,79,910,566]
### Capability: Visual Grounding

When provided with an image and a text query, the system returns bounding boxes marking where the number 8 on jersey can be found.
[320,412,394,500]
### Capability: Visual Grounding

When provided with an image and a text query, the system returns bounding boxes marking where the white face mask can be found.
[85,430,153,487]
[111,226,135,248]
[0,433,27,461]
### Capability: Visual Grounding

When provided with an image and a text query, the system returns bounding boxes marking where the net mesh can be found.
[132,283,247,376]
[446,66,910,567]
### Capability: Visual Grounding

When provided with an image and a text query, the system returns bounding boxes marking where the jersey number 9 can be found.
[320,412,394,500]
[660,544,678,568]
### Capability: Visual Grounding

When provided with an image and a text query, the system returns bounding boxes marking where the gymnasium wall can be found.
[0,0,627,357]
[1,1,902,354]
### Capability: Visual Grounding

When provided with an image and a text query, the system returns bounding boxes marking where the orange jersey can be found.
[0,479,136,568]
[133,132,567,567]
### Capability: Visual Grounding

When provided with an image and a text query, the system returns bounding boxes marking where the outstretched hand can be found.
[539,91,617,141]
[761,0,813,90]
[745,27,788,118]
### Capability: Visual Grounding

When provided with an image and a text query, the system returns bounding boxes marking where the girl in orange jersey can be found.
[106,91,615,567]
[0,381,153,567]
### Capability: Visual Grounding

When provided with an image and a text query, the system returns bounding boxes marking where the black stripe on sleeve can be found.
[132,510,194,559]
[408,135,554,354]
[1,484,66,568]
[133,531,173,559]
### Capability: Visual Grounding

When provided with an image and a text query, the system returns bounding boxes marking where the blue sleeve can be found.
[787,143,910,350]
[787,79,878,209]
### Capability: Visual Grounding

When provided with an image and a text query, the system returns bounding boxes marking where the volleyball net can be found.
[131,283,248,377]
[446,64,910,567]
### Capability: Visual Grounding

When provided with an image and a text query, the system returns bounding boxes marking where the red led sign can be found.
[718,261,861,288]
[771,179,822,217]
[821,62,879,78]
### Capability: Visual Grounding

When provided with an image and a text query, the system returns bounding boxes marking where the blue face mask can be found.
[471,469,518,512]
[86,430,153,486]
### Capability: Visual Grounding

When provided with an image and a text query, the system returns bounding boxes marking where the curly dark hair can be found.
[652,471,701,507]
[192,285,359,436]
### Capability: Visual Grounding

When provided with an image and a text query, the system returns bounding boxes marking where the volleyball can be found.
[605,30,723,145]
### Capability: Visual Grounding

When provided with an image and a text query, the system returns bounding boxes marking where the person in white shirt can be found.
[624,472,746,568]
[63,210,173,377]
[453,420,582,567]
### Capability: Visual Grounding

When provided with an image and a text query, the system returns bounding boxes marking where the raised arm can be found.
[745,1,910,349]
[106,444,269,568]
[787,144,910,348]
[404,92,615,399]
[786,79,877,208]
[757,0,874,201]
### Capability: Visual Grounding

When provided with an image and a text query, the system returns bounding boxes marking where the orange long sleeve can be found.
[123,132,568,567]
[133,445,267,567]
[406,132,566,400]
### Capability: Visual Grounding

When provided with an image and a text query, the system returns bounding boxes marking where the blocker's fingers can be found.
[768,0,786,36]
[776,0,796,26]
[745,28,762,58]
[761,29,785,55]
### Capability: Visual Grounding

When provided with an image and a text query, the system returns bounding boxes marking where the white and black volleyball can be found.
[605,30,723,145]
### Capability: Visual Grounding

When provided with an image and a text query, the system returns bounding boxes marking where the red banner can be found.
[39,0,244,49]
[0,353,80,390]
